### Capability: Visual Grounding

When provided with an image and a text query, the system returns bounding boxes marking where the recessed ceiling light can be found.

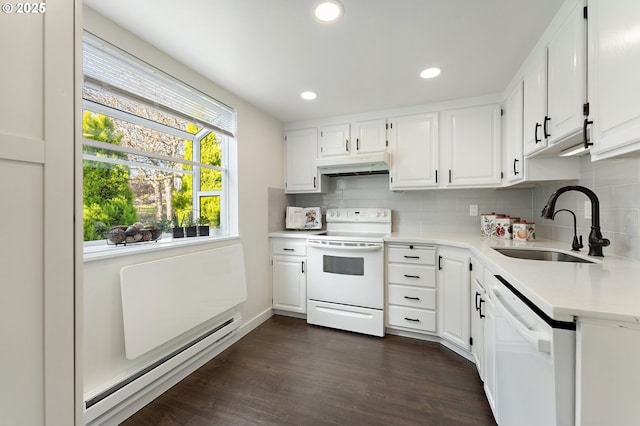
[301,91,318,100]
[420,67,441,79]
[314,1,343,23]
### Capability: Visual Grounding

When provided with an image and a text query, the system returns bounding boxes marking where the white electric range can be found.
[306,208,391,337]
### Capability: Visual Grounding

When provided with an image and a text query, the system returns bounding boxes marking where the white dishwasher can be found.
[490,275,575,426]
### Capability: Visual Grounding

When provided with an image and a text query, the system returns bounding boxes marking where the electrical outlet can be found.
[470,204,479,217]
[585,200,592,219]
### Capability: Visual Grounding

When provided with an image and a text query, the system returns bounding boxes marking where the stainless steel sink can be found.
[492,247,596,264]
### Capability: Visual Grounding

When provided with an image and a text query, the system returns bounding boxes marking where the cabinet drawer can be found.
[388,285,436,310]
[388,264,436,287]
[388,246,436,265]
[271,238,307,256]
[387,306,437,332]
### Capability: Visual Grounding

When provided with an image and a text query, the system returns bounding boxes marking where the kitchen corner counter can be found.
[385,232,640,324]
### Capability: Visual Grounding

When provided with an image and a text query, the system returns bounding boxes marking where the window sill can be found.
[83,234,240,263]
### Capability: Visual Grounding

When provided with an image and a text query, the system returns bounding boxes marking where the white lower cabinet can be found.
[469,257,486,381]
[576,318,640,426]
[437,246,471,351]
[271,237,307,314]
[386,244,437,333]
[483,269,497,417]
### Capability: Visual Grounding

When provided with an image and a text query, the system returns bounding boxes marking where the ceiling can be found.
[83,0,563,124]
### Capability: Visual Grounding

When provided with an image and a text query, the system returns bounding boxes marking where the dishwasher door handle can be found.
[493,287,551,354]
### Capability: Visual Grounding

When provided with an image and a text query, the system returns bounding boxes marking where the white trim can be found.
[0,133,45,164]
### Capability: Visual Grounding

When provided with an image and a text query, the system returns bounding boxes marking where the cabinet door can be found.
[441,104,502,187]
[523,52,548,155]
[285,128,320,193]
[483,284,497,415]
[351,119,387,154]
[437,247,471,350]
[319,124,350,157]
[588,0,640,160]
[272,256,306,314]
[503,81,524,184]
[470,277,485,380]
[389,113,439,189]
[547,0,586,145]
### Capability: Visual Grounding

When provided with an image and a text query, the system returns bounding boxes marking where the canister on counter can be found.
[480,212,505,237]
[494,216,520,239]
[512,220,536,241]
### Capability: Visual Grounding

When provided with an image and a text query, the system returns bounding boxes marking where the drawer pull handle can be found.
[403,255,420,259]
[404,296,420,301]
[283,248,295,251]
[403,274,420,279]
[404,317,420,322]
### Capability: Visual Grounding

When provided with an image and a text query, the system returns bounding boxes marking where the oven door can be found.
[306,240,384,309]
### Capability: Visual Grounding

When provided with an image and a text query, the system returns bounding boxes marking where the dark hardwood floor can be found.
[122,315,496,426]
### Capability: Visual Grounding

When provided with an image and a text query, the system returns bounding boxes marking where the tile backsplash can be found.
[292,175,536,235]
[534,156,640,260]
[269,156,640,261]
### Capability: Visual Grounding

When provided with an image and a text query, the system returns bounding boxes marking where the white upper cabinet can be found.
[351,119,388,154]
[389,113,439,190]
[441,104,502,187]
[523,52,548,156]
[285,128,326,193]
[524,0,587,157]
[546,0,587,146]
[588,0,640,160]
[503,81,524,184]
[318,124,350,158]
[318,120,388,158]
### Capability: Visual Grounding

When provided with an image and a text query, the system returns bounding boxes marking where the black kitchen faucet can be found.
[541,185,610,257]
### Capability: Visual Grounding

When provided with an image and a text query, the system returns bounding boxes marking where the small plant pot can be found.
[172,227,184,238]
[185,225,197,237]
[198,225,210,236]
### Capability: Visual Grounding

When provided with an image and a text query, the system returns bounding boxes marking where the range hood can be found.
[316,152,390,176]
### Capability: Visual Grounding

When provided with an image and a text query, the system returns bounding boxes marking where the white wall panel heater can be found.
[120,244,248,359]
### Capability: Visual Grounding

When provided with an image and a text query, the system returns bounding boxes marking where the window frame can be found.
[81,32,237,255]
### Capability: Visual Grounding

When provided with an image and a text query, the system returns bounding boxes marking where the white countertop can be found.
[386,232,640,324]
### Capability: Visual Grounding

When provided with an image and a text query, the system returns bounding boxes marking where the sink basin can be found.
[492,247,596,264]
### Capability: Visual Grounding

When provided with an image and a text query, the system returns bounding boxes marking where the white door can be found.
[389,113,439,189]
[0,2,77,424]
[588,0,640,160]
[523,52,548,155]
[351,119,387,154]
[547,0,587,145]
[441,104,502,187]
[285,128,320,193]
[437,247,471,350]
[503,81,524,183]
[319,123,350,157]
[272,256,306,314]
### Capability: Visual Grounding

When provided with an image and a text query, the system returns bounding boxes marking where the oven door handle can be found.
[493,287,551,354]
[307,241,383,251]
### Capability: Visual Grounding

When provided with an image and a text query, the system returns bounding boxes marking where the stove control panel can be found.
[326,208,391,223]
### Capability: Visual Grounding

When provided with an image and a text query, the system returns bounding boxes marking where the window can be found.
[82,34,236,244]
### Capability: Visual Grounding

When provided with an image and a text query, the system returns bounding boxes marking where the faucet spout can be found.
[541,185,610,257]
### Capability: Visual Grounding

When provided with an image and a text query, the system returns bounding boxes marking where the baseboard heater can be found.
[84,311,241,425]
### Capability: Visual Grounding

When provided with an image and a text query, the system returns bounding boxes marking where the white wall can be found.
[83,8,283,396]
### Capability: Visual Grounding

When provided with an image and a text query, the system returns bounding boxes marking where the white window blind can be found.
[82,34,236,137]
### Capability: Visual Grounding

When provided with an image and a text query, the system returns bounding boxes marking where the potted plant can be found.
[197,215,210,237]
[184,212,197,237]
[171,212,184,238]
